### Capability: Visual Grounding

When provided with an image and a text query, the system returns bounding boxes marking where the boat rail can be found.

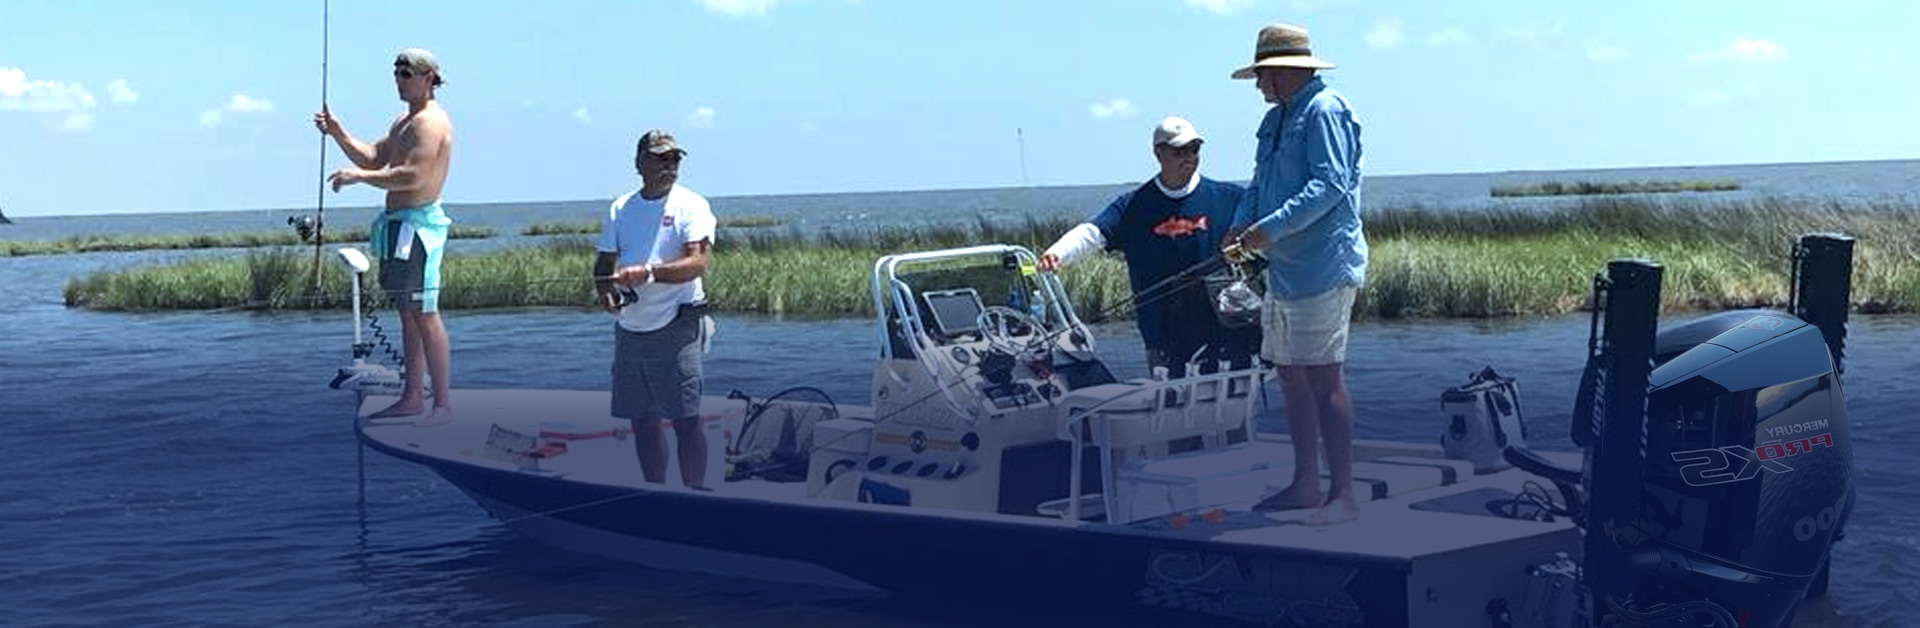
[1056,365,1268,522]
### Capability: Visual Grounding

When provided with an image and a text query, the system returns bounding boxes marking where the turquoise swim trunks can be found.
[369,201,452,313]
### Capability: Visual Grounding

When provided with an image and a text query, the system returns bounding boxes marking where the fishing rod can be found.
[310,0,331,297]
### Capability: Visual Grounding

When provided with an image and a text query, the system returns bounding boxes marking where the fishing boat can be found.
[335,234,1857,628]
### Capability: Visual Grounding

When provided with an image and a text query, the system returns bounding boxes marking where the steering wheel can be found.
[975,305,1046,356]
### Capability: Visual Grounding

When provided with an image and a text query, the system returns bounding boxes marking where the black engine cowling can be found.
[1624,310,1854,625]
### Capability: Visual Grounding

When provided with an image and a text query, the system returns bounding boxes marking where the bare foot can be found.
[413,406,454,428]
[1253,483,1326,512]
[1304,494,1360,526]
[368,398,425,419]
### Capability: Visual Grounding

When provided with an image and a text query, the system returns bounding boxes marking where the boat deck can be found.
[359,388,1580,561]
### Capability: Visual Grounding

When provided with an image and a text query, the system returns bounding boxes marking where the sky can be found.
[3,0,1917,217]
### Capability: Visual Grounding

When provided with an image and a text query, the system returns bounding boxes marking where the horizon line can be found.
[8,155,1916,219]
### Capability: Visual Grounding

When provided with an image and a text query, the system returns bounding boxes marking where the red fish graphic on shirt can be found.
[1151,215,1209,238]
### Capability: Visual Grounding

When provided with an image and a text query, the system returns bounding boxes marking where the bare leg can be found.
[631,419,668,484]
[672,416,708,489]
[1255,365,1325,511]
[1305,364,1360,526]
[370,307,427,418]
[418,312,452,411]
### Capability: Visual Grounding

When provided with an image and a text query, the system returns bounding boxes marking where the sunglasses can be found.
[393,66,421,79]
[1159,143,1202,156]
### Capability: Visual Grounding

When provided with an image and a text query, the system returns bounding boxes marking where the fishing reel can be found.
[288,214,319,243]
[1221,240,1263,266]
[1211,242,1267,329]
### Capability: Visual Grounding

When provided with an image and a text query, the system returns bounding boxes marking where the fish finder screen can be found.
[923,289,984,338]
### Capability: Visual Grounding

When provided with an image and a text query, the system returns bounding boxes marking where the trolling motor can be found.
[326,247,403,398]
[1504,234,1856,628]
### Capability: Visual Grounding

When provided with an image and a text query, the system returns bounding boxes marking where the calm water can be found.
[3,163,1917,626]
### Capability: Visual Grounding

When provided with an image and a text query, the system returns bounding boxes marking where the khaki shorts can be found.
[1260,286,1357,366]
[611,306,707,421]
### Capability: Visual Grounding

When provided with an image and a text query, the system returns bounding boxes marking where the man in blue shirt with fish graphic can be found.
[1225,24,1369,525]
[1040,116,1258,379]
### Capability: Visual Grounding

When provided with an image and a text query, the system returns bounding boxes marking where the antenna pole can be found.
[1017,127,1030,187]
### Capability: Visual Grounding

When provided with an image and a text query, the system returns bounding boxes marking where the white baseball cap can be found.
[1153,116,1204,148]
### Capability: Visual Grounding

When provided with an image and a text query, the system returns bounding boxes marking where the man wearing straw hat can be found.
[1224,23,1368,525]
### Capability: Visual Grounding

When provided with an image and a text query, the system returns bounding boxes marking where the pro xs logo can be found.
[1672,433,1834,487]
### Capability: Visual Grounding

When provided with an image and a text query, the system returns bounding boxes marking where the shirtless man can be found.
[314,48,457,424]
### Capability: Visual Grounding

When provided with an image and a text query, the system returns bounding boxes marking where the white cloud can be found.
[702,0,778,17]
[1503,21,1569,49]
[1088,98,1135,119]
[0,67,97,113]
[1365,20,1406,49]
[107,79,139,104]
[199,94,275,127]
[226,94,273,113]
[1186,0,1349,16]
[1427,28,1472,47]
[1683,88,1730,108]
[1688,37,1787,64]
[1288,0,1355,13]
[685,106,717,129]
[571,107,593,124]
[60,112,96,132]
[1587,36,1629,62]
[1185,0,1256,15]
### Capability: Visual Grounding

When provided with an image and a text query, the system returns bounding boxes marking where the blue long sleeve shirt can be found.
[1231,76,1368,300]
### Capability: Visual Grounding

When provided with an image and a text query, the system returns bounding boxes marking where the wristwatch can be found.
[643,263,656,284]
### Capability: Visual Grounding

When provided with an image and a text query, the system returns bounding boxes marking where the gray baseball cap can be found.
[395,48,443,84]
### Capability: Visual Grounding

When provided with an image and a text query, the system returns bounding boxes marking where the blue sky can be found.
[3,0,1916,217]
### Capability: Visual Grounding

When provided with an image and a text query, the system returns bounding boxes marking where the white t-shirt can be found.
[597,184,716,333]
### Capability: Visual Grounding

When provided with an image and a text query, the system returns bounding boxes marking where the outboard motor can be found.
[1506,234,1856,628]
[1624,310,1852,626]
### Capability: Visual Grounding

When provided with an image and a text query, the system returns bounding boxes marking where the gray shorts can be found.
[612,306,707,421]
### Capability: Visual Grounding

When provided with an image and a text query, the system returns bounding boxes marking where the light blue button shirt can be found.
[1232,76,1368,300]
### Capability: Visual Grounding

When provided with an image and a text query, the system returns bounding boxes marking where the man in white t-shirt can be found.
[594,129,717,490]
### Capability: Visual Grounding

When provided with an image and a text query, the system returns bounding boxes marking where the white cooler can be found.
[1111,444,1281,523]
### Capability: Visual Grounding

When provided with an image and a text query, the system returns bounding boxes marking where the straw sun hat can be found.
[1231,23,1335,79]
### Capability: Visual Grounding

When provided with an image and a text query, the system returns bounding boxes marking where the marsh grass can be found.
[522,215,785,237]
[1490,179,1741,198]
[63,197,1920,319]
[719,214,785,228]
[6,224,497,257]
[522,222,598,236]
